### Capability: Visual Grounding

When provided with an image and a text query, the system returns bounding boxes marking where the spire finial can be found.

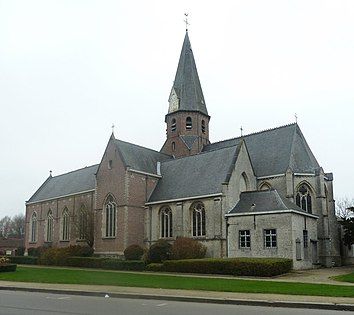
[111,123,115,134]
[240,126,243,137]
[295,113,298,124]
[49,170,52,177]
[184,13,189,31]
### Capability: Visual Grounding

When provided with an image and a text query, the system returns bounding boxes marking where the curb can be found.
[1,286,354,312]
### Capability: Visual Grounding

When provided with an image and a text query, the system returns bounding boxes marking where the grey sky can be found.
[0,0,353,217]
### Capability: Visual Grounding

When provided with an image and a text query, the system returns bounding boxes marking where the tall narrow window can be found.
[264,229,277,248]
[46,210,53,242]
[186,117,192,130]
[30,212,37,243]
[61,208,70,241]
[192,202,206,237]
[296,184,312,213]
[239,230,251,248]
[201,120,206,133]
[160,207,172,238]
[303,230,309,248]
[239,172,249,193]
[171,118,176,132]
[172,141,176,152]
[105,195,117,238]
[78,206,87,240]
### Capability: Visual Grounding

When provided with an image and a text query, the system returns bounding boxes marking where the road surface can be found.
[0,290,349,315]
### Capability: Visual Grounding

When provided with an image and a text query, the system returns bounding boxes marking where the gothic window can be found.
[171,118,176,132]
[172,141,176,152]
[30,212,37,243]
[105,195,117,238]
[46,210,54,242]
[296,184,312,213]
[240,172,249,193]
[260,182,271,191]
[201,120,206,133]
[186,117,192,130]
[78,206,88,240]
[239,230,251,249]
[264,229,277,248]
[61,208,70,241]
[192,202,206,237]
[160,207,172,238]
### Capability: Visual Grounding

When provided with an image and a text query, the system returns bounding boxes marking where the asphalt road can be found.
[0,290,350,315]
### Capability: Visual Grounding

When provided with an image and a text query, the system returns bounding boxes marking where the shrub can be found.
[171,237,207,260]
[146,263,165,272]
[124,245,144,261]
[161,258,293,277]
[38,247,65,266]
[64,257,106,269]
[0,264,17,272]
[9,256,38,265]
[65,245,94,257]
[145,239,172,263]
[28,246,47,257]
[102,259,145,271]
[16,247,25,257]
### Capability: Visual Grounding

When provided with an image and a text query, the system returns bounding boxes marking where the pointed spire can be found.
[168,32,208,116]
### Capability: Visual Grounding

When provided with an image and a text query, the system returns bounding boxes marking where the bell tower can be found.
[161,31,210,158]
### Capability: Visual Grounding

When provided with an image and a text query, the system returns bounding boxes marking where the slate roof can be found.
[168,31,208,116]
[115,139,172,175]
[148,145,239,202]
[228,189,311,215]
[180,135,198,150]
[27,164,99,203]
[203,124,320,177]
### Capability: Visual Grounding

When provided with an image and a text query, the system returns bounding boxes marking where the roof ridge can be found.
[161,144,236,164]
[206,123,297,148]
[115,139,172,157]
[51,164,99,179]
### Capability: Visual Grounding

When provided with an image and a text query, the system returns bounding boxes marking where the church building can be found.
[25,31,341,269]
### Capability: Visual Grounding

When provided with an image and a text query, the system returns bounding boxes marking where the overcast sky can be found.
[0,0,353,218]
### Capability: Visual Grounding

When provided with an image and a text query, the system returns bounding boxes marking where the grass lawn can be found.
[332,273,354,283]
[1,266,354,297]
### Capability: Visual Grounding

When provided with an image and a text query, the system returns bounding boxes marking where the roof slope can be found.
[228,189,307,215]
[28,164,99,203]
[148,145,238,202]
[168,31,208,116]
[203,124,320,177]
[115,139,172,175]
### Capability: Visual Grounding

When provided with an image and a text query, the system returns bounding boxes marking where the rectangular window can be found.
[239,230,251,249]
[264,229,277,248]
[303,230,308,248]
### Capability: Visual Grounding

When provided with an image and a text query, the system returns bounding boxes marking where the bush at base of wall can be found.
[0,264,17,272]
[9,256,38,265]
[149,258,293,277]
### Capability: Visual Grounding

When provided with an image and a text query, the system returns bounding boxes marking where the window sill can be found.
[28,242,37,245]
[102,237,116,240]
[59,240,70,243]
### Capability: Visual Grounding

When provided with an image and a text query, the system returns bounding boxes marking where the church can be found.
[25,31,341,270]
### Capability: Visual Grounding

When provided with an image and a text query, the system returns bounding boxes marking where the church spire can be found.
[168,31,208,116]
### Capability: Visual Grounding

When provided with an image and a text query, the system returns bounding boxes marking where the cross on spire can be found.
[111,123,115,134]
[184,13,189,31]
[240,126,243,136]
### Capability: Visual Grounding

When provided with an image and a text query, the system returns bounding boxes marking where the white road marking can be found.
[156,303,168,307]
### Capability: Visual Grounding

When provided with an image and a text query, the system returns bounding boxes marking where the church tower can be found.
[161,31,210,158]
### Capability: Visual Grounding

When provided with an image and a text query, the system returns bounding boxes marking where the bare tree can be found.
[72,208,95,248]
[336,197,354,219]
[10,214,25,238]
[0,216,11,238]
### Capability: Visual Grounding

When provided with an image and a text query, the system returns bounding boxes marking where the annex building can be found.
[25,31,341,269]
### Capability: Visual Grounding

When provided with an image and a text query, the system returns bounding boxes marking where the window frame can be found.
[296,184,313,213]
[46,210,54,243]
[61,208,70,241]
[171,118,176,132]
[192,202,206,237]
[186,116,192,130]
[30,212,37,243]
[264,229,277,249]
[104,195,117,238]
[160,207,173,238]
[239,230,251,249]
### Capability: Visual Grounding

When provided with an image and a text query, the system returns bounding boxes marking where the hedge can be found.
[0,264,17,272]
[102,259,145,271]
[64,257,106,269]
[9,256,38,265]
[159,258,293,277]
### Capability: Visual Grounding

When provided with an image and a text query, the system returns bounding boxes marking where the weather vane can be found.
[184,13,189,31]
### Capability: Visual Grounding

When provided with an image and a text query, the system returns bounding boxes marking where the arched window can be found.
[186,117,192,130]
[171,118,176,132]
[296,184,312,213]
[78,205,87,240]
[172,141,176,152]
[192,202,206,237]
[201,120,206,133]
[260,182,271,191]
[105,195,117,238]
[61,208,70,241]
[240,173,249,193]
[160,207,172,238]
[46,210,53,242]
[30,212,37,243]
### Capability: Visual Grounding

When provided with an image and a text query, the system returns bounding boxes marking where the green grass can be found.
[332,273,354,283]
[1,266,354,297]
